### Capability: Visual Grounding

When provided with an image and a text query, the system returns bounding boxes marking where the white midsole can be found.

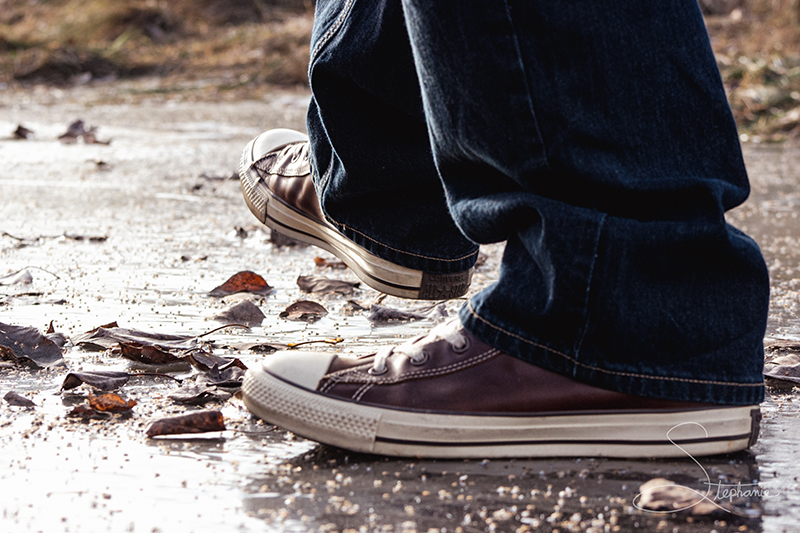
[242,366,757,459]
[265,191,425,295]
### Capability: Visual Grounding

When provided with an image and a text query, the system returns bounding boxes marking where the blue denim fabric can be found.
[306,0,770,405]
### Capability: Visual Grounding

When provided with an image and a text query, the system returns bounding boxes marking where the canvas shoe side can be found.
[238,129,472,300]
[242,319,761,459]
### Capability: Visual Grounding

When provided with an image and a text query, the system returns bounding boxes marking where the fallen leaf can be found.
[58,119,110,145]
[118,342,183,365]
[180,255,208,262]
[0,346,14,360]
[209,271,273,297]
[4,391,36,407]
[13,125,33,139]
[343,300,369,313]
[764,353,800,384]
[279,300,328,322]
[63,233,108,242]
[297,275,359,295]
[61,371,130,392]
[168,385,232,405]
[216,341,284,353]
[367,303,448,325]
[210,300,265,326]
[68,404,111,420]
[764,339,800,353]
[45,320,68,347]
[145,411,226,437]
[0,322,65,368]
[314,256,347,269]
[635,478,746,517]
[200,364,246,388]
[45,331,68,347]
[0,269,33,285]
[89,393,136,412]
[167,364,245,406]
[186,351,247,372]
[73,325,198,351]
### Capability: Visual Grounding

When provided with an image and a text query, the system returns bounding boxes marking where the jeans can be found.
[305,0,770,405]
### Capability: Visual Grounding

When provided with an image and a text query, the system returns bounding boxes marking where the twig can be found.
[24,266,61,280]
[193,324,251,339]
[288,337,344,349]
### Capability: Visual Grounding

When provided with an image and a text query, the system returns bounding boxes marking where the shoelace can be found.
[369,319,469,375]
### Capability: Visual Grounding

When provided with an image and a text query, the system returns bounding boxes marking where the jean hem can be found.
[459,301,765,406]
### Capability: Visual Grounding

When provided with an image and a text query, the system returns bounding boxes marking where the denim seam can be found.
[571,213,607,373]
[503,0,552,172]
[309,0,356,68]
[466,300,763,388]
[330,221,480,263]
[317,152,334,192]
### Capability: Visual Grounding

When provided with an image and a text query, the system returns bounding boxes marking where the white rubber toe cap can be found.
[251,129,308,160]
[260,350,337,390]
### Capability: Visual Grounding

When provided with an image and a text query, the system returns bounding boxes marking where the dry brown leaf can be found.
[4,391,36,407]
[61,371,130,391]
[210,300,265,326]
[145,411,226,437]
[296,275,359,295]
[636,478,721,516]
[119,342,183,365]
[89,393,137,412]
[0,321,65,368]
[314,256,347,269]
[279,300,328,322]
[209,271,273,297]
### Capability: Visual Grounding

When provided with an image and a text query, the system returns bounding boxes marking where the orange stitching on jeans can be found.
[310,0,356,62]
[466,301,763,388]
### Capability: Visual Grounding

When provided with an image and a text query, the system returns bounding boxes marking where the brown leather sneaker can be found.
[242,319,761,458]
[238,129,472,299]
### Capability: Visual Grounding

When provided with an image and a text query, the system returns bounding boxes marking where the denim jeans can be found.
[305,0,770,405]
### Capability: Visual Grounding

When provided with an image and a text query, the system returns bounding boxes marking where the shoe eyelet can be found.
[410,351,430,366]
[368,366,388,376]
[451,336,470,354]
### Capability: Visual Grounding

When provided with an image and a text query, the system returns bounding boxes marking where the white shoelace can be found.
[370,319,468,375]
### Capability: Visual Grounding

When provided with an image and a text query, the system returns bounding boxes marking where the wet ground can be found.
[1,83,799,533]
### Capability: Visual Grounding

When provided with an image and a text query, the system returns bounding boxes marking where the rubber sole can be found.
[242,365,760,459]
[238,133,472,300]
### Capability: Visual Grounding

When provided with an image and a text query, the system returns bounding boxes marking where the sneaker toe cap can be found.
[259,350,337,390]
[251,129,308,160]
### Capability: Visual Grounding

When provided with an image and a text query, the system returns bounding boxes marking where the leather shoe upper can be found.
[253,141,324,222]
